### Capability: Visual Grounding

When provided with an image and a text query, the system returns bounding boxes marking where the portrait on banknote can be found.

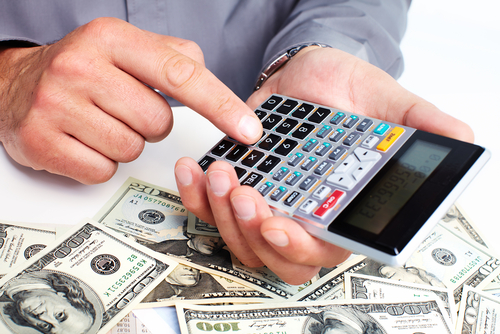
[0,270,103,334]
[304,306,385,334]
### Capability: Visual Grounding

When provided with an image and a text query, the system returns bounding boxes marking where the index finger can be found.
[104,19,262,144]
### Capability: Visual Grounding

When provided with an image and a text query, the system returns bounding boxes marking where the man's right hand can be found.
[0,17,262,184]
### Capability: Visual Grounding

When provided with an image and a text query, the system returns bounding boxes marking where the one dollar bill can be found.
[176,298,454,334]
[94,177,188,243]
[455,285,500,334]
[0,218,177,334]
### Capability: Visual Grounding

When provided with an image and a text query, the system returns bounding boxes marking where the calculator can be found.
[198,95,490,265]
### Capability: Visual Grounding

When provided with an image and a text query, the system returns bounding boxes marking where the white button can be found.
[299,199,318,214]
[326,173,356,190]
[313,185,332,200]
[352,161,374,181]
[354,147,381,162]
[335,155,358,174]
[361,135,379,149]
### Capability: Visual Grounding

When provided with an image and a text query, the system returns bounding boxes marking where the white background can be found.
[0,1,499,256]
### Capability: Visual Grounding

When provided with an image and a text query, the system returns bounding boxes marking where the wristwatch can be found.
[254,42,330,91]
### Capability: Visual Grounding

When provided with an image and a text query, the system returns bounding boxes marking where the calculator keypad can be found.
[199,95,414,226]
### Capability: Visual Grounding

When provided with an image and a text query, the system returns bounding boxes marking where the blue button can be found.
[374,123,390,135]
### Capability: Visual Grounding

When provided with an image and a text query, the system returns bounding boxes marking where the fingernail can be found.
[239,115,262,142]
[231,195,256,221]
[175,165,193,186]
[262,230,289,247]
[207,170,231,197]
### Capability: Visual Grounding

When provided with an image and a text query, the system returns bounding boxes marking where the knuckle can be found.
[159,51,202,92]
[114,132,145,162]
[179,40,204,64]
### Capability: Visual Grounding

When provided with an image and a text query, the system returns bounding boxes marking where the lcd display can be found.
[344,140,451,234]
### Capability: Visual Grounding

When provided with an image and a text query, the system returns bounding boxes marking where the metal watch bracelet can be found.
[254,43,330,91]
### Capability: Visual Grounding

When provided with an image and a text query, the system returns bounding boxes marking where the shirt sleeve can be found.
[262,0,412,79]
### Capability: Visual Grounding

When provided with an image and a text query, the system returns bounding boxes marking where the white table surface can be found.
[1,2,499,259]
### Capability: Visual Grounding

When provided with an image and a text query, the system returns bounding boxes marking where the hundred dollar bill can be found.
[136,264,271,307]
[107,311,152,334]
[187,212,220,237]
[294,224,500,305]
[455,285,500,334]
[94,177,188,243]
[344,272,457,325]
[176,298,454,334]
[439,203,493,250]
[0,218,177,334]
[0,220,57,278]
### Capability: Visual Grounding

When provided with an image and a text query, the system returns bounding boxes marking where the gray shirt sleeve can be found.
[0,0,410,104]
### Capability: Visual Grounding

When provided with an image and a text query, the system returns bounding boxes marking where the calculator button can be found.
[357,118,374,132]
[328,146,347,161]
[329,129,346,143]
[343,115,359,129]
[352,161,374,181]
[374,123,390,135]
[226,145,249,162]
[299,175,318,191]
[303,138,319,152]
[343,132,361,146]
[258,182,275,196]
[354,147,382,162]
[313,190,345,218]
[299,199,318,214]
[254,109,268,120]
[258,134,281,151]
[377,127,405,152]
[317,125,332,138]
[241,150,265,167]
[257,155,281,173]
[234,166,247,179]
[276,99,299,114]
[275,118,299,134]
[291,123,315,139]
[262,114,283,130]
[326,173,356,190]
[330,112,346,125]
[284,191,302,207]
[270,186,288,201]
[361,135,379,149]
[288,152,304,167]
[275,139,299,156]
[301,156,317,171]
[273,167,290,181]
[211,140,234,157]
[313,185,332,200]
[286,171,303,186]
[292,103,315,119]
[308,107,331,124]
[335,155,357,174]
[199,156,216,172]
[261,95,283,110]
[314,161,332,176]
[315,143,332,156]
[241,172,263,187]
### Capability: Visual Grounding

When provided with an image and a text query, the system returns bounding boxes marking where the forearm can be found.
[263,0,411,78]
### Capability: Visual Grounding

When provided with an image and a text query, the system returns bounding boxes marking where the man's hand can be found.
[175,47,474,285]
[0,17,262,184]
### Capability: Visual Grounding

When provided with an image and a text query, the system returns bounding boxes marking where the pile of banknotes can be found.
[1,177,499,334]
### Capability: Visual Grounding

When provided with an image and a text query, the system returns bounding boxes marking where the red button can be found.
[313,190,345,218]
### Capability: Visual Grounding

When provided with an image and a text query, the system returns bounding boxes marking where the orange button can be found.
[377,127,405,152]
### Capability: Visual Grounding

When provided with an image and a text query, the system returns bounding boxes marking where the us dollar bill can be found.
[292,224,500,305]
[187,212,220,237]
[137,265,271,307]
[0,218,177,334]
[107,311,152,334]
[439,203,493,250]
[455,285,500,334]
[0,221,57,279]
[344,272,457,325]
[94,177,188,243]
[175,298,453,334]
